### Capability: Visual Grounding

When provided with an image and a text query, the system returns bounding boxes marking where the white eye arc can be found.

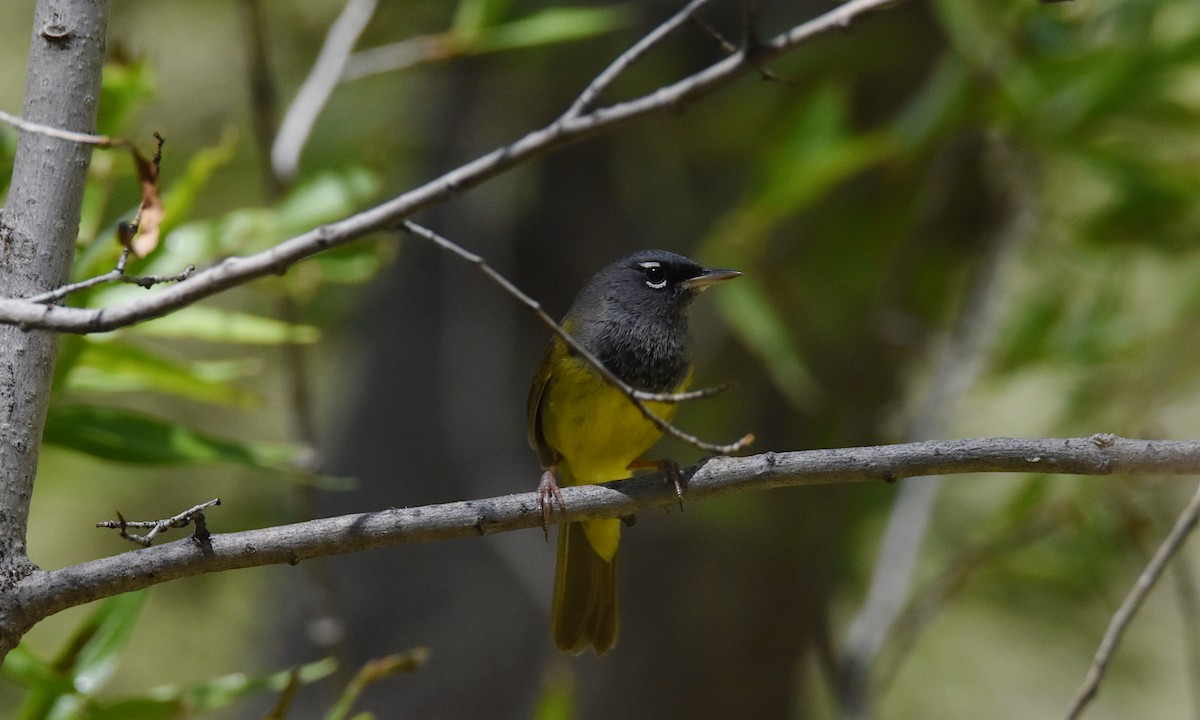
[639,261,667,289]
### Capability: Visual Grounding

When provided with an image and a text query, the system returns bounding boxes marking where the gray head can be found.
[565,249,739,391]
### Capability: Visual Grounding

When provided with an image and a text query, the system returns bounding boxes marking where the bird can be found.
[526,249,739,654]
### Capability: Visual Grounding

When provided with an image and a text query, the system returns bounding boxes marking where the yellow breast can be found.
[540,349,686,486]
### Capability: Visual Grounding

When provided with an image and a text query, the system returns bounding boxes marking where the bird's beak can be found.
[685,267,741,291]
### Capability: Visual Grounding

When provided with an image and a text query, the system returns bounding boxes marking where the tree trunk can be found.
[0,0,110,652]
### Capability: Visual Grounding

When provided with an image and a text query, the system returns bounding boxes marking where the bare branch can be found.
[341,34,451,81]
[1065,480,1200,720]
[0,108,123,147]
[561,0,713,121]
[402,221,750,454]
[271,0,379,181]
[3,435,1197,660]
[0,0,899,334]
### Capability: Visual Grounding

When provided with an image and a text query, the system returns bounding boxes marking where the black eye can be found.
[643,264,667,289]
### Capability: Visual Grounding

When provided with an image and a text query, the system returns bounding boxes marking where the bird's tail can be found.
[552,518,619,654]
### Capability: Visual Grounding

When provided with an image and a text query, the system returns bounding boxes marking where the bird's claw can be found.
[537,468,566,541]
[658,459,685,512]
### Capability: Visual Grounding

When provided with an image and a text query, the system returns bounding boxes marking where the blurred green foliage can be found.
[2,591,348,719]
[2,0,1200,717]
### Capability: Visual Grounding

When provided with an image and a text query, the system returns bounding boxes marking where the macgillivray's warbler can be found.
[527,249,739,654]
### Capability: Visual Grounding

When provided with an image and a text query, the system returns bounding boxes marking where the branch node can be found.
[1091,432,1119,449]
[40,23,72,42]
[691,14,795,86]
[97,498,222,547]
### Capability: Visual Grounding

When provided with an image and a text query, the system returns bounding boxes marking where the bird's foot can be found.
[658,459,685,512]
[628,458,687,511]
[537,468,566,541]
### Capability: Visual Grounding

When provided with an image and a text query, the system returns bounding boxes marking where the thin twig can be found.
[1169,541,1200,720]
[120,264,196,289]
[691,16,794,85]
[635,383,733,403]
[238,0,287,199]
[1065,480,1200,720]
[741,0,761,48]
[561,0,713,121]
[24,247,194,304]
[271,0,379,181]
[0,108,123,147]
[96,498,222,547]
[401,220,750,455]
[0,0,899,334]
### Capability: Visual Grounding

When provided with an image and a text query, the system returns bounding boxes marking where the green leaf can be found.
[61,592,149,699]
[452,0,514,37]
[79,164,378,296]
[324,649,429,720]
[43,404,299,469]
[126,306,319,345]
[189,656,337,711]
[1,645,73,694]
[715,280,818,412]
[65,340,258,406]
[88,657,337,718]
[755,86,894,216]
[97,59,156,136]
[0,128,18,198]
[995,290,1064,372]
[892,55,972,150]
[1079,148,1196,249]
[468,7,632,53]
[88,698,181,720]
[159,129,241,240]
[276,167,380,240]
[309,238,396,286]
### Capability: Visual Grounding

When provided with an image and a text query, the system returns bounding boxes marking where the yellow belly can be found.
[541,356,680,485]
[540,353,686,561]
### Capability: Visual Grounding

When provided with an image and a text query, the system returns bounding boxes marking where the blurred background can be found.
[4,0,1200,718]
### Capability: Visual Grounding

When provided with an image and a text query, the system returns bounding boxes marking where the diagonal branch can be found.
[1064,479,1200,720]
[0,0,899,334]
[270,0,379,181]
[561,0,713,120]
